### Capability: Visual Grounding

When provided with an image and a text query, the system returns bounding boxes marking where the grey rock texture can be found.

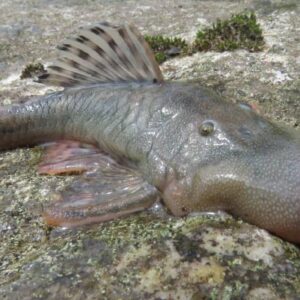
[0,0,299,299]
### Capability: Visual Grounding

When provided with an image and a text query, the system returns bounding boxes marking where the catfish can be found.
[0,22,299,243]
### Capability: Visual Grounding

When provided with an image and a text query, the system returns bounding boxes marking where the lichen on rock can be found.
[0,0,300,299]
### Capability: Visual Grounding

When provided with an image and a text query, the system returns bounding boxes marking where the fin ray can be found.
[59,37,131,80]
[38,22,163,87]
[39,141,159,227]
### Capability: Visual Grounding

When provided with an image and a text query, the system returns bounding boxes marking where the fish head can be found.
[163,85,300,243]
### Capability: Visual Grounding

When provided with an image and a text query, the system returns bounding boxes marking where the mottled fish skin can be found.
[1,21,300,243]
[1,81,300,243]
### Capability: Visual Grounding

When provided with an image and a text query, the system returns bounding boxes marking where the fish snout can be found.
[230,149,300,243]
[192,145,300,243]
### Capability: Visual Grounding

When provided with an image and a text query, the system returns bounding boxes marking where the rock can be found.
[0,0,299,299]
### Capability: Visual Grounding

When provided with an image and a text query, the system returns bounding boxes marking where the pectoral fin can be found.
[39,141,159,227]
[38,141,102,175]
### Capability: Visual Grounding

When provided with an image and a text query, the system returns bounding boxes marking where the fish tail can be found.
[0,96,65,150]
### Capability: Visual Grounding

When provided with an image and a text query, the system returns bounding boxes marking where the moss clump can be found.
[144,12,264,63]
[144,35,188,64]
[193,12,264,52]
[20,62,45,79]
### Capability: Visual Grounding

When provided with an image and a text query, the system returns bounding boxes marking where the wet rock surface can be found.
[0,0,299,299]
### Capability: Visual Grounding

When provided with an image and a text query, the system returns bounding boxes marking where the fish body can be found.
[1,22,299,243]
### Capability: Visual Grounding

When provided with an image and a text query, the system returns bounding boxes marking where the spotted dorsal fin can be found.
[37,22,164,87]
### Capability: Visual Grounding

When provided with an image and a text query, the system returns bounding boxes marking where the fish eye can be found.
[199,121,215,136]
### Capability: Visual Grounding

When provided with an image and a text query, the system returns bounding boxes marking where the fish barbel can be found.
[0,22,299,243]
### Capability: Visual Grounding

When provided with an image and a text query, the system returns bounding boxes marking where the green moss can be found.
[193,12,264,52]
[154,52,168,64]
[144,12,265,64]
[20,62,45,79]
[144,35,188,64]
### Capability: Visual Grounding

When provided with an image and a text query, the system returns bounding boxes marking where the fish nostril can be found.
[238,126,253,139]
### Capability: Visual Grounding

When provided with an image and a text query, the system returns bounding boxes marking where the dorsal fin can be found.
[37,22,164,87]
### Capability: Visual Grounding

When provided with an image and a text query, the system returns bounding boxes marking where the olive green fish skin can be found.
[0,82,299,243]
